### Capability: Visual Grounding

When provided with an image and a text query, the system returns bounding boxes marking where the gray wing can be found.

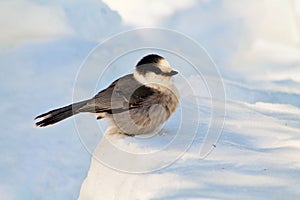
[78,74,156,113]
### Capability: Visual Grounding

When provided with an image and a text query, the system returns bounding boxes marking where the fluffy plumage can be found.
[35,54,179,135]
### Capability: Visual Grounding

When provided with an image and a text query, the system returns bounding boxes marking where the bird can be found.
[34,54,179,136]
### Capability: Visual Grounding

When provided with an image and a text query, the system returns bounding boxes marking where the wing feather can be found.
[78,74,156,113]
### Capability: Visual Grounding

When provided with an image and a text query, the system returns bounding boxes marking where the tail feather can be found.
[35,100,89,127]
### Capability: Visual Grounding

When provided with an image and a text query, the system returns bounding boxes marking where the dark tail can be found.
[34,100,89,127]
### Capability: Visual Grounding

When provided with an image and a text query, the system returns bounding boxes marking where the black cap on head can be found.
[136,54,164,67]
[135,54,178,76]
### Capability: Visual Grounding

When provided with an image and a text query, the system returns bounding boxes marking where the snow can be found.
[1,0,300,199]
[78,77,300,199]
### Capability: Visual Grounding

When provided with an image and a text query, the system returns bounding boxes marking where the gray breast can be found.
[108,85,179,135]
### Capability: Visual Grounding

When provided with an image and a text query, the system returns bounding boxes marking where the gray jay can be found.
[35,54,179,135]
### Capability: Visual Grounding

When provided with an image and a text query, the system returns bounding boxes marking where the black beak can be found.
[169,70,178,76]
[160,69,178,76]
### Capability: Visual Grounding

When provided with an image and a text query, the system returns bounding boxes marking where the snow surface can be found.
[78,78,300,199]
[1,0,300,199]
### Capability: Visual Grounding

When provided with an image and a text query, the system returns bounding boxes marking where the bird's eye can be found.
[154,68,162,74]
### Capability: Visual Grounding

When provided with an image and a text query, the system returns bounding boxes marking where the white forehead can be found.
[157,58,172,72]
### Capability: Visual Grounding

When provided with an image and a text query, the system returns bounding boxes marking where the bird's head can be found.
[134,54,178,86]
